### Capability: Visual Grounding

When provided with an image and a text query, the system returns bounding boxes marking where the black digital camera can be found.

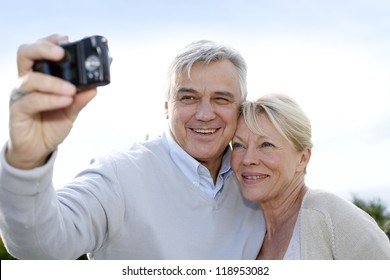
[33,35,112,91]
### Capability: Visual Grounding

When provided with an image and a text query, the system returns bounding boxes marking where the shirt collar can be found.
[162,125,232,185]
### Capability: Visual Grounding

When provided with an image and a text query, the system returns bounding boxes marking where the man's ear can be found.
[164,101,169,119]
[297,148,311,172]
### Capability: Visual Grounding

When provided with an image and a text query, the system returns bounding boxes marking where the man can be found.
[0,35,264,259]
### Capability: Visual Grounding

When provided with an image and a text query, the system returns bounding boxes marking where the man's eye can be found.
[179,95,197,104]
[214,97,231,105]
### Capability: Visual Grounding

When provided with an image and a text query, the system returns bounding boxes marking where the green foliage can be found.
[78,254,88,260]
[352,195,390,239]
[0,237,16,260]
[0,237,88,260]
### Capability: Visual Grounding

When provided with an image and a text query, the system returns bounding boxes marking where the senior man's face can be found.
[165,60,241,171]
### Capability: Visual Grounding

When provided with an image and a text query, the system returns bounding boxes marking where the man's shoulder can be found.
[119,136,166,155]
[93,136,169,166]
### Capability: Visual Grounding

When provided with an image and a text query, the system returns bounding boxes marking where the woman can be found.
[231,93,390,259]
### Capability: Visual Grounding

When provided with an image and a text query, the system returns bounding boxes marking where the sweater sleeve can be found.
[329,194,390,259]
[301,189,390,260]
[0,144,125,259]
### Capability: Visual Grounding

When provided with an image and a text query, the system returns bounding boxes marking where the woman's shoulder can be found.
[302,189,350,211]
[301,188,375,223]
[301,188,382,230]
[300,188,390,259]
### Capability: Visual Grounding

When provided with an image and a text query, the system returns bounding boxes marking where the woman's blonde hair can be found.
[241,93,313,152]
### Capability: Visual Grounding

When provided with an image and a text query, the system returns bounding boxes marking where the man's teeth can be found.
[245,175,268,180]
[193,129,216,134]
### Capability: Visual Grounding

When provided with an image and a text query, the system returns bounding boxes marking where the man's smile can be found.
[191,128,218,134]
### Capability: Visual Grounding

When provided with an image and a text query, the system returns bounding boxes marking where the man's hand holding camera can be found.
[7,34,101,170]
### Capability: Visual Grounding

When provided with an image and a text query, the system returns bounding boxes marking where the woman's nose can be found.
[242,148,261,166]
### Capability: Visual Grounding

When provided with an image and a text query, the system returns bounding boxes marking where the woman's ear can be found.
[297,148,311,172]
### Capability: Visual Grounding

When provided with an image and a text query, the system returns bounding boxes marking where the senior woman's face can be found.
[231,115,307,202]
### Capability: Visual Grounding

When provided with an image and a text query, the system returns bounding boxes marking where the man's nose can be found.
[195,99,216,121]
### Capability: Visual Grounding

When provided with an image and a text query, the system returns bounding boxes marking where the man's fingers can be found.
[73,88,97,110]
[64,88,98,121]
[13,92,74,115]
[9,72,77,109]
[38,34,69,45]
[10,86,97,121]
[16,72,77,96]
[17,34,68,76]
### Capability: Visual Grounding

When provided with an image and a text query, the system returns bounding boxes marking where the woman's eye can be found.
[261,142,274,148]
[232,142,244,150]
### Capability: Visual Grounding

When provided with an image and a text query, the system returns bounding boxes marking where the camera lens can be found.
[85,55,101,72]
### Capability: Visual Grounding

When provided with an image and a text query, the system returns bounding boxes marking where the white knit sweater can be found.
[300,189,390,259]
[0,135,265,260]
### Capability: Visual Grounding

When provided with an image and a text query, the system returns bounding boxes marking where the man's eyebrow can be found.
[214,91,235,99]
[176,88,236,100]
[177,87,197,94]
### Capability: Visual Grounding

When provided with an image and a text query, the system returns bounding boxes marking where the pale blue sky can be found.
[1,0,390,207]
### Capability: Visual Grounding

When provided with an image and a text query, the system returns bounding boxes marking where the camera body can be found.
[33,35,112,91]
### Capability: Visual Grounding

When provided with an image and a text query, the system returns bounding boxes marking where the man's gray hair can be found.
[165,40,247,103]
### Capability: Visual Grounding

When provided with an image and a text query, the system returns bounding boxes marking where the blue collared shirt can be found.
[163,126,232,199]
